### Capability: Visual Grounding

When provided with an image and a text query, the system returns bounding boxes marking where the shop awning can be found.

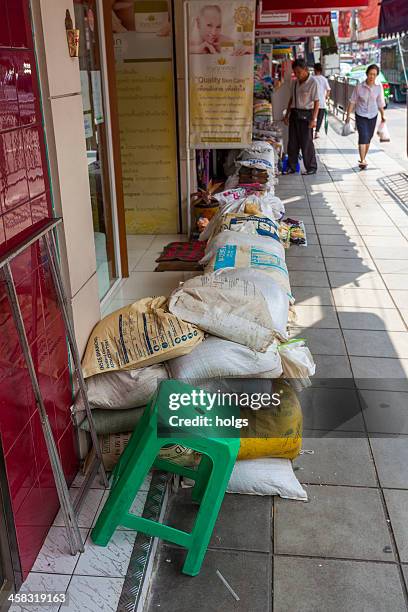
[379,0,408,36]
[256,10,331,37]
[260,0,368,11]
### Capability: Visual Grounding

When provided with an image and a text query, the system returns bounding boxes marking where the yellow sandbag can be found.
[82,296,204,378]
[238,380,302,460]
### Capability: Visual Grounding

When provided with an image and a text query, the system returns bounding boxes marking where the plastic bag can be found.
[377,121,390,142]
[278,339,316,391]
[342,122,353,137]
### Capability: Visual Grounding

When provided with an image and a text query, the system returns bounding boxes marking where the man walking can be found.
[283,59,319,175]
[313,62,331,138]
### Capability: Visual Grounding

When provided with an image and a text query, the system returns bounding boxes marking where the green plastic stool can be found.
[91,380,240,576]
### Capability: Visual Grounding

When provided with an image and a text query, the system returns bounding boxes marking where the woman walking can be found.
[345,64,386,169]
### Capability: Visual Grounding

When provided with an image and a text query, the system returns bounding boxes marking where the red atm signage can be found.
[260,0,368,11]
[256,10,331,36]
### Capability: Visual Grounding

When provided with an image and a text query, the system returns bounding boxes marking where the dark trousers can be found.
[288,113,317,173]
[316,108,325,133]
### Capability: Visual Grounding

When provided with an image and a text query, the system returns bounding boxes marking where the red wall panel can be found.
[0,0,78,579]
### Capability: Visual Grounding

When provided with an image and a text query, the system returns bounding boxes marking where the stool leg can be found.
[191,454,212,503]
[92,426,158,546]
[111,405,152,487]
[182,449,237,576]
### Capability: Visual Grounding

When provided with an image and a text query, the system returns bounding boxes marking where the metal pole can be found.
[42,231,109,493]
[2,264,83,556]
[397,34,408,88]
[184,0,191,238]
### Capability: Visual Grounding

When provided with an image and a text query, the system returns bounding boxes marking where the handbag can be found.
[293,82,312,122]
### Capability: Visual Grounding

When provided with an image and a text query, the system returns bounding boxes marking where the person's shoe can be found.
[314,132,320,139]
[283,168,296,174]
[302,170,317,175]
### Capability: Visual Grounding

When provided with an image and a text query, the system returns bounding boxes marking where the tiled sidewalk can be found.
[10,120,408,612]
[146,122,408,611]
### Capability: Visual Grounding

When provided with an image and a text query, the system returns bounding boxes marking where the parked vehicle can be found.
[346,65,391,107]
[380,40,408,103]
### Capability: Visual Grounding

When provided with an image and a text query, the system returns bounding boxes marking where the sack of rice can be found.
[81,297,204,378]
[200,229,285,266]
[168,335,282,380]
[211,212,281,243]
[204,243,291,298]
[169,269,289,348]
[78,364,168,410]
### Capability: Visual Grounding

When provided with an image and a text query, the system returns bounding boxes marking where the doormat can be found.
[154,241,206,272]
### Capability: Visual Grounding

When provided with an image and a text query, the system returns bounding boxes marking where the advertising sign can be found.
[188,0,256,148]
[256,10,331,37]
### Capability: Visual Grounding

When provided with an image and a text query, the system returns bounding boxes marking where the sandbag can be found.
[200,229,285,266]
[79,406,144,435]
[204,243,291,298]
[168,336,282,380]
[169,269,289,345]
[211,212,281,243]
[227,458,307,500]
[85,432,197,472]
[81,364,168,410]
[81,297,204,378]
[238,379,302,460]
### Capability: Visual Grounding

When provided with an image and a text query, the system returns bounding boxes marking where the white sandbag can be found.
[227,457,308,500]
[278,339,316,391]
[239,141,275,166]
[82,364,168,410]
[201,230,285,266]
[168,336,283,380]
[170,268,289,341]
[210,212,281,243]
[204,243,292,298]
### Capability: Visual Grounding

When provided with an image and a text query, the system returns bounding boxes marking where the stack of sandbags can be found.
[78,297,204,463]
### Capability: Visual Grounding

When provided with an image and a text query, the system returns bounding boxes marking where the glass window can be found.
[74,0,118,300]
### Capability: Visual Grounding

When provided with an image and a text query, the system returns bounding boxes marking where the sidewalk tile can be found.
[370,436,408,489]
[389,290,408,309]
[74,530,136,577]
[319,235,365,246]
[312,355,353,382]
[294,433,377,486]
[9,573,71,612]
[53,489,104,529]
[288,271,329,287]
[332,288,394,308]
[292,287,334,306]
[364,236,408,247]
[114,271,184,300]
[286,257,325,272]
[274,557,407,612]
[313,216,354,226]
[291,305,339,329]
[360,390,408,434]
[275,486,393,561]
[64,576,124,612]
[382,275,408,291]
[329,272,385,290]
[300,388,364,432]
[358,226,399,237]
[31,527,88,574]
[164,489,272,553]
[368,247,408,260]
[376,261,408,274]
[384,490,408,563]
[337,307,406,331]
[321,245,372,259]
[315,225,360,236]
[400,310,408,326]
[147,547,271,612]
[343,330,408,359]
[286,245,322,258]
[292,328,346,356]
[351,357,408,392]
[324,258,375,273]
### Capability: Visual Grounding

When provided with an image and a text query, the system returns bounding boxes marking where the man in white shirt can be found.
[283,59,320,175]
[313,63,331,139]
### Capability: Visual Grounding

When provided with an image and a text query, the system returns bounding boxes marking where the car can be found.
[346,65,391,107]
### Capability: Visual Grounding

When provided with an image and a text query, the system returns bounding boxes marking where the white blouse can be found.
[350,81,385,119]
